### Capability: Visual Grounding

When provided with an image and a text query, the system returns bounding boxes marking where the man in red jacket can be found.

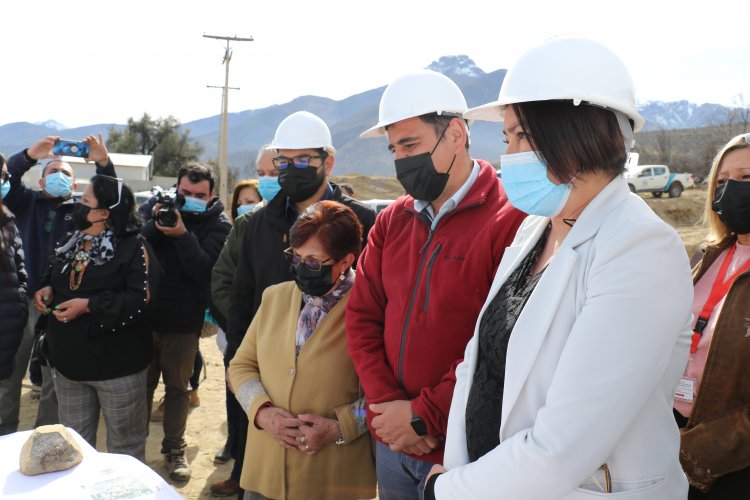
[346,70,526,499]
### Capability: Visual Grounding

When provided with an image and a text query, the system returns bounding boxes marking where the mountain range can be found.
[0,56,741,177]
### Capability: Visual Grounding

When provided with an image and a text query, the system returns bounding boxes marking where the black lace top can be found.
[465,225,549,462]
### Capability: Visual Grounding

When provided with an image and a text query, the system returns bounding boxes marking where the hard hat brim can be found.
[360,123,386,139]
[464,101,505,123]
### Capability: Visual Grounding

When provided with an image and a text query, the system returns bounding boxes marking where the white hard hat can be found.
[361,69,469,139]
[267,111,335,153]
[465,36,644,132]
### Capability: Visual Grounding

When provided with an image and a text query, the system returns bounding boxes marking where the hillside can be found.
[1,55,746,180]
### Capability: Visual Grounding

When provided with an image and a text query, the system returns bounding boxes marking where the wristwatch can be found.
[410,414,428,436]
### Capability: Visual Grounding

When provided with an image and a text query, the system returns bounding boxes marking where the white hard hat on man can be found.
[361,70,471,139]
[267,111,336,154]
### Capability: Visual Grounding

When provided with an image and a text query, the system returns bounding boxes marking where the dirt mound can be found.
[641,188,706,227]
[331,174,404,200]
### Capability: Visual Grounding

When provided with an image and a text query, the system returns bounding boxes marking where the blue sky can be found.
[2,0,748,128]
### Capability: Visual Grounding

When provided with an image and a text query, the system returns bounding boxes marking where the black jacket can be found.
[0,207,28,380]
[225,183,376,359]
[42,233,158,381]
[4,150,116,293]
[140,196,231,334]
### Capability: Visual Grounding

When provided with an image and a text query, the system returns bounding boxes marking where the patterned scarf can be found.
[295,270,354,357]
[55,229,117,271]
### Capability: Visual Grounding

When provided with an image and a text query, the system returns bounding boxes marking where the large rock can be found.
[19,425,83,476]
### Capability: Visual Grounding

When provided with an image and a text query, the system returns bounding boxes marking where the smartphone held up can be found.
[52,139,90,158]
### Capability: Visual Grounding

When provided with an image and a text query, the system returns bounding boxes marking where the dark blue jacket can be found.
[0,206,28,379]
[140,195,231,334]
[3,151,115,293]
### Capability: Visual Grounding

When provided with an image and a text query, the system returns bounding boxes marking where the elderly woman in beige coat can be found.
[228,200,375,500]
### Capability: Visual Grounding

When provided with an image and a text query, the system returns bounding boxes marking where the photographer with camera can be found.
[139,162,230,482]
[0,134,114,436]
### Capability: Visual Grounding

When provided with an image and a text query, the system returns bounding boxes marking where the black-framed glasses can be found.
[284,247,333,271]
[108,178,124,209]
[1,171,10,183]
[272,154,326,170]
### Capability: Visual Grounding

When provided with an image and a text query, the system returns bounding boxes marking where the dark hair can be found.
[290,201,363,261]
[230,179,260,221]
[512,100,627,182]
[417,113,470,149]
[338,183,355,197]
[177,162,215,192]
[89,175,141,237]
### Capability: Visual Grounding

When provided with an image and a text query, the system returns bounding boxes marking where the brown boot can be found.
[188,388,200,408]
[210,478,241,497]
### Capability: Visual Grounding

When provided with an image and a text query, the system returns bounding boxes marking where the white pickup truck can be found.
[624,164,695,198]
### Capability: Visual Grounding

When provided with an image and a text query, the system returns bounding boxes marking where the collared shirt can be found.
[414,160,480,230]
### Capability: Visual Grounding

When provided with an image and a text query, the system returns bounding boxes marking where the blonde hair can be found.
[705,133,750,246]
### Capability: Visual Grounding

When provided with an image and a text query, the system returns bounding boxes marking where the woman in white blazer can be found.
[424,37,695,500]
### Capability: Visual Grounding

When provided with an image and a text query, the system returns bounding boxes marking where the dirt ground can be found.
[15,184,710,499]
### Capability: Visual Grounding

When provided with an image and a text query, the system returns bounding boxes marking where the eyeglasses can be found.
[284,247,333,271]
[737,132,750,145]
[1,171,10,183]
[108,178,124,209]
[272,154,326,170]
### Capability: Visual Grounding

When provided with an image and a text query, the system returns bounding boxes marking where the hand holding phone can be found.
[52,139,90,158]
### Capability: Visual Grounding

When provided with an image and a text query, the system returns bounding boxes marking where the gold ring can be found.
[300,436,306,444]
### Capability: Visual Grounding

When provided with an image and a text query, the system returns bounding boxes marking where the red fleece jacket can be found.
[346,160,526,463]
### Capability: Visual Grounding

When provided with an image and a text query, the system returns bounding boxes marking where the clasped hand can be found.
[370,400,440,456]
[256,406,340,456]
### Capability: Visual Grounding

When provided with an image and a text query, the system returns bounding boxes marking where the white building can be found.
[21,153,153,192]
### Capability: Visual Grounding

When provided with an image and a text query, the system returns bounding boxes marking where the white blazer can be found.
[438,176,694,499]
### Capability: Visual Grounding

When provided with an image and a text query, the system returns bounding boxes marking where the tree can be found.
[107,113,204,177]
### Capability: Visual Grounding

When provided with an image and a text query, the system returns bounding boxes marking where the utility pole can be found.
[203,33,253,206]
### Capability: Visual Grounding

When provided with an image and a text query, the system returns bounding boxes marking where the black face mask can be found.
[72,203,94,230]
[394,124,456,202]
[72,203,107,231]
[279,164,326,203]
[713,179,750,235]
[290,262,335,296]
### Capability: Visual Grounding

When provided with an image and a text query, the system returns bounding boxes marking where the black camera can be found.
[153,187,185,228]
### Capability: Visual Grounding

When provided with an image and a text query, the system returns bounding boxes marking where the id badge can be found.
[674,377,696,403]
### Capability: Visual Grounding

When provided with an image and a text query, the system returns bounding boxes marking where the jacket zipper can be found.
[422,243,443,312]
[397,227,435,386]
[397,201,483,386]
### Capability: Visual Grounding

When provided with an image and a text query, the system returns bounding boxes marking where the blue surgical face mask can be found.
[44,171,73,198]
[258,176,281,202]
[236,203,256,217]
[500,151,573,217]
[180,196,208,213]
[1,180,9,199]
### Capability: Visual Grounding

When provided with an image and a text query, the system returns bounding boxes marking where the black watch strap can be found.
[424,472,442,500]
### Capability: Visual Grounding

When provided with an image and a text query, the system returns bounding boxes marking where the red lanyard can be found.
[691,244,750,354]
